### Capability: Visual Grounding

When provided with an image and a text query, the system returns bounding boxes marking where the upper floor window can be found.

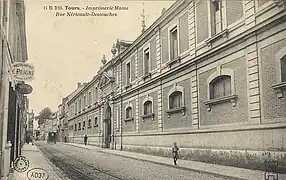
[170,27,178,60]
[169,91,182,109]
[211,0,223,35]
[83,121,85,129]
[74,124,77,131]
[281,55,286,82]
[210,75,231,99]
[83,96,86,106]
[126,107,132,119]
[94,87,98,102]
[143,101,152,115]
[88,91,92,105]
[75,103,77,114]
[88,119,91,127]
[94,117,98,127]
[79,99,82,111]
[144,48,150,74]
[78,122,81,130]
[126,62,131,84]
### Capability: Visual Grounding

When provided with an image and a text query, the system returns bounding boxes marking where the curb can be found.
[35,143,70,180]
[66,143,245,180]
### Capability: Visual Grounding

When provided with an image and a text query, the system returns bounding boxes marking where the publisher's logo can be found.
[264,159,278,180]
[13,156,29,173]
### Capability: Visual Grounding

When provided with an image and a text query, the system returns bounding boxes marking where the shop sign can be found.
[16,83,33,94]
[12,62,35,81]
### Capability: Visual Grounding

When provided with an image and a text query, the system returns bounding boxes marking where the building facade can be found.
[0,0,30,179]
[65,0,286,171]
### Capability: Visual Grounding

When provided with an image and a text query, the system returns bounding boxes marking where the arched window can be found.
[169,91,182,109]
[210,75,231,99]
[88,119,91,127]
[94,117,98,127]
[143,101,152,115]
[126,107,132,119]
[281,55,286,82]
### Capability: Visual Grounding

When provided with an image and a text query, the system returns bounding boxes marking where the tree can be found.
[35,107,52,126]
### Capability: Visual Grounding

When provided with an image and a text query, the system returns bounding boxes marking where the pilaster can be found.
[244,0,256,29]
[245,36,261,123]
[191,72,198,127]
[188,1,196,58]
[158,89,163,131]
[156,31,161,74]
[135,97,139,132]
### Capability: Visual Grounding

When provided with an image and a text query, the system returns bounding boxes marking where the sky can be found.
[25,0,175,115]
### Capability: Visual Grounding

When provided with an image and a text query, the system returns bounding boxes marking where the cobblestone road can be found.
[37,142,235,180]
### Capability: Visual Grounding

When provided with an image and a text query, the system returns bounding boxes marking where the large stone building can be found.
[65,0,286,171]
[0,0,31,179]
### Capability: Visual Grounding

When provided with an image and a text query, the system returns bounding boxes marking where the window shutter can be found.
[122,62,126,86]
[179,12,189,54]
[281,56,286,82]
[196,0,209,43]
[161,29,169,64]
[138,49,143,77]
[131,55,135,81]
[226,0,243,26]
[150,38,157,70]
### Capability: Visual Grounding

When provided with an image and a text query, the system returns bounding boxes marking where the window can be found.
[94,87,98,102]
[211,0,223,35]
[83,121,85,129]
[78,123,81,130]
[143,101,152,115]
[170,27,178,60]
[126,107,132,119]
[127,62,131,84]
[84,96,86,106]
[210,75,231,99]
[79,99,81,111]
[88,119,91,127]
[281,55,286,82]
[88,91,92,105]
[169,91,182,109]
[74,124,77,131]
[144,48,150,74]
[75,103,77,114]
[94,117,98,127]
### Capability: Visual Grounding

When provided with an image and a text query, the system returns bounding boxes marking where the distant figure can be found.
[32,136,35,145]
[84,135,88,145]
[172,142,179,165]
[64,136,67,143]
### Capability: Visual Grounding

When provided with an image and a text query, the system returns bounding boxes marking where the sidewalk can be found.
[8,143,67,180]
[67,143,286,180]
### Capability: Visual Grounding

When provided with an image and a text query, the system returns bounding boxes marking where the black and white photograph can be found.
[0,0,286,179]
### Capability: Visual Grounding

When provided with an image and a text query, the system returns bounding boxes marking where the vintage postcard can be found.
[0,0,286,179]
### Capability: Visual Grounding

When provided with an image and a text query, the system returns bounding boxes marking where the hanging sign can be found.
[11,62,35,81]
[16,83,33,94]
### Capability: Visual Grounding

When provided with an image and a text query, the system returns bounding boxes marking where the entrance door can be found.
[104,119,112,148]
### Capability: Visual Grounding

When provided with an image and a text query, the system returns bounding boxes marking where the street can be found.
[36,142,232,180]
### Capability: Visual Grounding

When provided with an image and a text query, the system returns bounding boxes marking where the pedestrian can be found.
[32,136,35,145]
[172,142,179,165]
[84,135,88,145]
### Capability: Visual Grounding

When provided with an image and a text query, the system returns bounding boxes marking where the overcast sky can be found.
[25,0,175,115]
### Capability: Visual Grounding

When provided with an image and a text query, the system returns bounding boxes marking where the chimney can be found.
[77,83,81,88]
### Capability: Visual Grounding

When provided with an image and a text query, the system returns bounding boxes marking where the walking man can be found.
[84,135,88,145]
[172,142,179,165]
